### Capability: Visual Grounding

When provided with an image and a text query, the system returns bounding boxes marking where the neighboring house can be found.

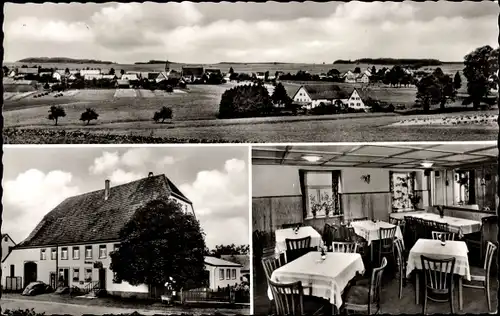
[292,84,369,110]
[2,174,195,299]
[80,69,101,76]
[204,257,242,290]
[84,74,104,81]
[17,68,39,75]
[255,72,266,80]
[181,67,204,82]
[343,70,357,83]
[2,234,16,262]
[121,74,139,81]
[116,79,130,88]
[52,70,68,82]
[356,73,370,84]
[102,75,117,80]
[363,70,372,77]
[220,255,250,282]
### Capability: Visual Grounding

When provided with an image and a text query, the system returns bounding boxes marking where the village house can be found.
[181,67,204,83]
[116,79,130,88]
[220,254,250,282]
[2,174,195,299]
[2,234,16,262]
[80,69,101,77]
[343,70,371,84]
[203,257,243,291]
[255,72,266,80]
[121,73,140,82]
[11,67,39,80]
[84,74,104,81]
[52,70,67,82]
[291,84,370,110]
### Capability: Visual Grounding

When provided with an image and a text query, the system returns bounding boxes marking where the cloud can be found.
[109,169,144,185]
[2,169,80,242]
[89,151,120,174]
[121,148,153,168]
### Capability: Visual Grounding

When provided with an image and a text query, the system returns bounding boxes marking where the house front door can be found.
[98,268,106,290]
[58,268,69,287]
[50,272,56,289]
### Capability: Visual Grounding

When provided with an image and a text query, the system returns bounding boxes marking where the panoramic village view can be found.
[1,147,250,315]
[2,1,498,143]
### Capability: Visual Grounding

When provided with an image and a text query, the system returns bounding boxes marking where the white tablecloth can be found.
[350,220,403,246]
[268,252,365,307]
[406,239,471,281]
[274,226,322,254]
[390,212,481,237]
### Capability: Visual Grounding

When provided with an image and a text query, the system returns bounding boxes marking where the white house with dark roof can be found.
[2,174,194,298]
[204,257,242,290]
[292,84,369,110]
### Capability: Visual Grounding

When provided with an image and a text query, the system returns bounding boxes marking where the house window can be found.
[85,246,92,259]
[51,248,57,260]
[219,269,224,280]
[73,247,80,260]
[113,271,122,284]
[10,265,14,277]
[232,269,236,280]
[454,170,476,206]
[226,269,231,279]
[300,170,342,219]
[390,171,416,211]
[40,249,46,260]
[85,269,92,282]
[99,245,107,259]
[73,268,80,282]
[4,236,8,242]
[113,244,120,252]
[61,247,68,260]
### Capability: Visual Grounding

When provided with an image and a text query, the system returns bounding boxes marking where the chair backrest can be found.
[434,221,449,233]
[336,225,355,242]
[481,216,498,243]
[285,236,311,251]
[268,279,304,316]
[352,217,368,222]
[262,255,284,281]
[370,257,387,305]
[431,231,455,241]
[483,241,498,274]
[420,255,456,292]
[282,222,303,229]
[389,217,400,225]
[379,226,397,240]
[323,224,336,248]
[394,239,404,272]
[331,241,358,253]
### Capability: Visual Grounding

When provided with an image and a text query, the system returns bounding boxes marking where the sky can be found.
[2,146,249,249]
[3,1,498,64]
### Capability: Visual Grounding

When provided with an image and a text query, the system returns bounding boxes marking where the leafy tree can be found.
[206,244,250,257]
[229,67,234,74]
[153,106,173,123]
[109,68,115,75]
[218,84,274,118]
[463,45,499,109]
[47,105,66,126]
[120,69,125,75]
[327,68,341,80]
[3,65,10,76]
[271,83,291,107]
[65,68,70,75]
[79,108,99,125]
[371,66,376,75]
[415,74,441,113]
[110,199,206,291]
[453,71,462,90]
[354,67,361,74]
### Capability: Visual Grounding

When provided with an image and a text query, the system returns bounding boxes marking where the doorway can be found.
[23,262,37,287]
[98,268,106,290]
[50,272,56,289]
[58,268,69,287]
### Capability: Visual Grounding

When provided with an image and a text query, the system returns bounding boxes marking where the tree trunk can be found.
[440,99,446,111]
[55,118,58,126]
[473,99,480,110]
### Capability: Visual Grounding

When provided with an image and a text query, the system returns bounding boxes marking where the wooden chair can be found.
[390,217,406,236]
[342,257,388,315]
[431,231,455,241]
[378,226,397,266]
[285,236,312,263]
[331,241,358,253]
[262,255,284,282]
[422,220,435,239]
[394,238,407,299]
[464,216,498,263]
[323,224,336,251]
[403,216,416,249]
[352,217,368,222]
[268,280,325,316]
[420,255,456,314]
[282,222,303,229]
[414,218,426,240]
[335,225,355,242]
[462,241,498,311]
[433,221,450,233]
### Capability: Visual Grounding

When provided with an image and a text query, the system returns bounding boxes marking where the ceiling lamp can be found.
[421,161,434,168]
[302,155,322,162]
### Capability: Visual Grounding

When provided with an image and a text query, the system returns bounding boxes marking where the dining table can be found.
[390,211,481,238]
[274,226,323,255]
[350,220,404,262]
[406,238,471,310]
[268,251,366,313]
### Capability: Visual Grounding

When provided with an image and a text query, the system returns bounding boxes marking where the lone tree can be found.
[354,67,361,74]
[110,199,206,291]
[206,244,250,258]
[79,108,99,125]
[271,83,291,107]
[65,67,70,75]
[218,84,274,119]
[415,74,441,113]
[120,69,125,75]
[109,68,115,75]
[432,68,457,110]
[47,105,66,126]
[153,106,173,123]
[463,45,499,109]
[229,67,234,75]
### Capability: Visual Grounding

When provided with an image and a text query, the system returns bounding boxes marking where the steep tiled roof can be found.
[17,175,191,248]
[182,67,204,77]
[302,84,350,100]
[204,256,242,267]
[220,255,250,271]
[282,83,301,99]
[17,68,39,74]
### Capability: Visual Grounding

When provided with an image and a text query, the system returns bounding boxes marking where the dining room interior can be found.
[252,143,498,315]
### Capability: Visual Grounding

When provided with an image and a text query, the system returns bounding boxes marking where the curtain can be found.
[391,171,416,211]
[298,169,307,219]
[300,170,341,219]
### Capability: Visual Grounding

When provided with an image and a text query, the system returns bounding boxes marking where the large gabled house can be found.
[2,173,195,298]
[181,67,205,83]
[292,84,370,110]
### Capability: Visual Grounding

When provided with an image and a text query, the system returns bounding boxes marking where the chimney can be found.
[104,179,110,200]
[148,172,154,177]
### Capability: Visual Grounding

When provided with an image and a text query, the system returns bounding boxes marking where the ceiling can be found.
[252,143,498,170]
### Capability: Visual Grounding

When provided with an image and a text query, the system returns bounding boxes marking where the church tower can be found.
[165,59,170,72]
